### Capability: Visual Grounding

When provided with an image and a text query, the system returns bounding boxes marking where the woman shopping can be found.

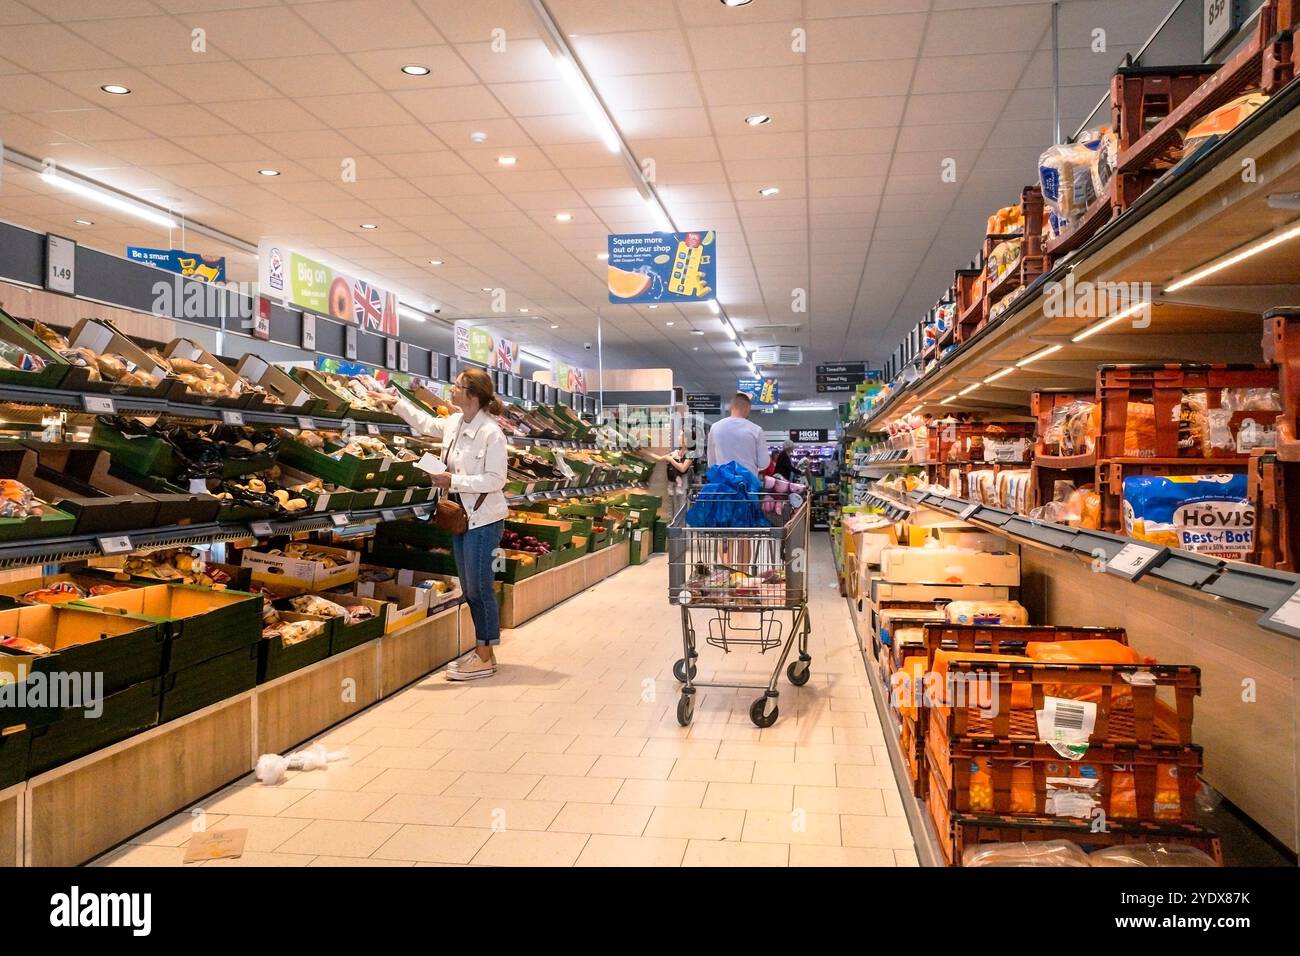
[395,367,508,681]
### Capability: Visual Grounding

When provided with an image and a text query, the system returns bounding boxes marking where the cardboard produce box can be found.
[62,317,172,396]
[0,572,141,609]
[163,337,254,408]
[242,544,360,591]
[0,444,156,534]
[390,569,462,612]
[72,583,262,672]
[868,580,1012,609]
[234,353,319,413]
[878,547,1020,587]
[334,581,429,634]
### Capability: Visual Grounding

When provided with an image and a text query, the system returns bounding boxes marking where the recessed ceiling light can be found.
[555,212,572,222]
[758,186,780,197]
[258,168,280,177]
[401,64,431,76]
[497,155,517,166]
[665,321,675,326]
[360,223,378,229]
[481,287,493,292]
[550,324,559,329]
[693,346,700,351]
[100,84,130,95]
[745,114,772,126]
[429,259,443,266]
[720,0,753,5]
[596,252,608,260]
[648,304,658,309]
[691,330,705,336]
[73,219,93,226]
[470,131,487,143]
[519,308,529,313]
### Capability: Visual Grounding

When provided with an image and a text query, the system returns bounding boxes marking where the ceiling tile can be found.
[807,60,914,99]
[299,91,418,128]
[346,44,478,89]
[252,54,380,98]
[0,74,94,112]
[143,60,284,100]
[305,0,444,51]
[806,13,927,64]
[411,0,540,43]
[207,98,328,133]
[390,85,505,123]
[170,7,335,60]
[0,23,124,71]
[455,38,557,84]
[807,96,906,131]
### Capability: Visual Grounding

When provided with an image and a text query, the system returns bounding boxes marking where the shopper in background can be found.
[665,438,696,517]
[706,391,766,477]
[774,440,796,481]
[395,367,508,681]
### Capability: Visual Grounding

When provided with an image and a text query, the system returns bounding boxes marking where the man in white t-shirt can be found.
[706,392,767,477]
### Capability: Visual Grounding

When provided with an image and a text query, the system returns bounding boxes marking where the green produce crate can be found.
[89,422,177,479]
[533,550,559,574]
[629,529,651,565]
[378,457,420,488]
[0,603,166,696]
[278,438,384,489]
[653,519,667,553]
[376,518,453,549]
[0,309,71,389]
[329,598,386,654]
[26,679,161,777]
[374,486,413,508]
[258,615,332,682]
[558,501,605,518]
[348,488,380,510]
[551,545,582,566]
[73,583,262,673]
[495,553,540,582]
[0,726,31,789]
[589,532,610,552]
[613,492,662,513]
[219,450,276,479]
[505,519,572,549]
[157,643,259,723]
[0,503,76,542]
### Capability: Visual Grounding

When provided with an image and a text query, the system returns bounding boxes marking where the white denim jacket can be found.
[395,398,509,530]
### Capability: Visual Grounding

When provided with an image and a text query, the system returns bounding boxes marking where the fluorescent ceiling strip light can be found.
[957,383,980,397]
[941,396,958,405]
[1165,220,1300,292]
[722,323,736,341]
[708,301,721,315]
[398,305,427,323]
[1016,344,1063,367]
[984,367,1015,384]
[553,55,620,153]
[41,168,177,229]
[1071,302,1147,343]
[644,194,672,232]
[520,348,553,365]
[792,404,833,412]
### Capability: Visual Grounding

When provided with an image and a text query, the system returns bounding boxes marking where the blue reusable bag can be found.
[686,462,764,528]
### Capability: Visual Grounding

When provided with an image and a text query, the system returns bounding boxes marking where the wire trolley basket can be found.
[666,490,812,728]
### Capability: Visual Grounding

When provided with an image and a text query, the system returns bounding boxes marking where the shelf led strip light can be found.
[1165,219,1300,292]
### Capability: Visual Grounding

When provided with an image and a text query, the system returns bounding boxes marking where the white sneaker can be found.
[448,654,497,681]
[447,650,479,671]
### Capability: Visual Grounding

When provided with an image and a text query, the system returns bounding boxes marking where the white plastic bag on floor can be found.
[255,743,348,785]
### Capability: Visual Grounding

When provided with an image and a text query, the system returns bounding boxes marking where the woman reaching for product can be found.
[395,367,508,681]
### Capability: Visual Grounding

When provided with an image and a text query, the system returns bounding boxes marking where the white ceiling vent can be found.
[751,345,803,367]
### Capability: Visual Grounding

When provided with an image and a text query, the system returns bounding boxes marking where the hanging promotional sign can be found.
[258,241,398,335]
[607,230,716,304]
[551,361,588,394]
[128,246,226,283]
[738,378,779,406]
[453,321,521,374]
[314,356,416,390]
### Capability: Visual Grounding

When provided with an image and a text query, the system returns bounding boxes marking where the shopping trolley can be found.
[666,491,811,728]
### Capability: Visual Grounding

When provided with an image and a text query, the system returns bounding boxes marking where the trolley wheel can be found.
[676,694,695,726]
[787,657,811,687]
[749,696,779,728]
[672,658,697,683]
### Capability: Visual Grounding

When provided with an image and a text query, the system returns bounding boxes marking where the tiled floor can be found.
[92,538,918,867]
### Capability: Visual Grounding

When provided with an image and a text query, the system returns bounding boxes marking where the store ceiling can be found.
[0,0,1175,398]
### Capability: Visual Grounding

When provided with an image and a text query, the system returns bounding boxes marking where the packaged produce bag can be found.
[1122,474,1252,560]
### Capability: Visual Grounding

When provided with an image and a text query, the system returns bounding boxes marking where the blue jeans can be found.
[452,520,503,647]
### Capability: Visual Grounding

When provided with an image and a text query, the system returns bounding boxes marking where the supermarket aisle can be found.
[94,536,916,867]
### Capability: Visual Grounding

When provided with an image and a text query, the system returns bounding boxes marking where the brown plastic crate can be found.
[929,658,1199,757]
[929,738,1203,824]
[1110,63,1220,155]
[1248,449,1300,570]
[922,623,1129,669]
[900,712,927,799]
[1096,363,1279,461]
[1263,307,1300,461]
[949,813,1222,867]
[1031,390,1097,462]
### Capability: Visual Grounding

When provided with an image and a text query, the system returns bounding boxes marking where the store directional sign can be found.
[817,374,856,385]
[686,392,722,414]
[817,381,855,393]
[816,363,866,376]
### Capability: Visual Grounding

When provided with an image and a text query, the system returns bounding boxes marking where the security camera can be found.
[584,342,593,351]
[433,307,441,314]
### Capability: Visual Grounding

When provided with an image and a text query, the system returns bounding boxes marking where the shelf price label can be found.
[296,417,315,430]
[1106,543,1166,581]
[97,535,133,555]
[330,513,350,527]
[959,503,981,520]
[82,395,116,415]
[412,505,429,519]
[380,509,398,522]
[221,410,244,426]
[249,520,273,538]
[1261,586,1300,637]
[366,423,380,436]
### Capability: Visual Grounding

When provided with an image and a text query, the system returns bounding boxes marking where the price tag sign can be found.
[301,313,316,351]
[366,423,380,436]
[380,509,398,522]
[412,505,429,519]
[250,520,273,538]
[1261,586,1300,637]
[46,234,76,294]
[294,416,313,430]
[344,326,358,361]
[1106,543,1166,581]
[330,513,350,527]
[97,535,133,555]
[221,410,244,426]
[82,394,116,415]
[959,503,981,520]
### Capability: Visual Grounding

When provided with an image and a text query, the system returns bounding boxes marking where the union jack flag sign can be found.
[353,280,399,335]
